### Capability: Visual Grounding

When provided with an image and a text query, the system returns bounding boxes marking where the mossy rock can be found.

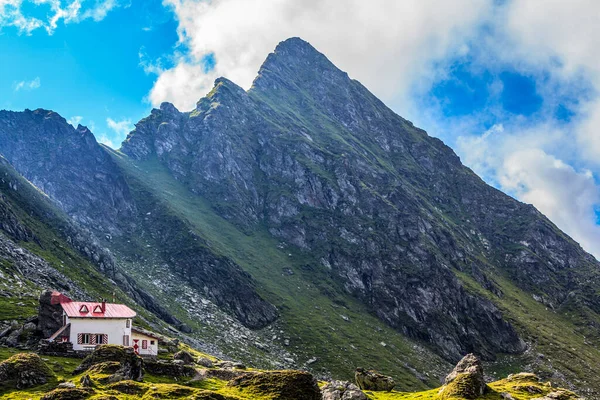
[0,352,55,389]
[74,345,143,381]
[108,379,149,395]
[86,361,121,376]
[531,390,581,400]
[227,370,321,400]
[74,345,140,373]
[41,387,94,400]
[141,384,196,398]
[144,359,197,378]
[439,372,489,399]
[504,373,540,383]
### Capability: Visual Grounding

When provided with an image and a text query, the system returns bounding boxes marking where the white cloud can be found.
[501,149,600,258]
[0,0,122,34]
[150,0,494,110]
[67,115,82,127]
[106,118,133,143]
[13,76,40,91]
[457,123,600,258]
[96,134,118,148]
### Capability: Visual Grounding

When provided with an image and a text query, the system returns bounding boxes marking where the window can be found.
[142,340,148,349]
[79,305,89,313]
[126,319,130,328]
[78,333,90,344]
[93,305,103,313]
[123,335,129,346]
[150,340,155,345]
[95,334,104,344]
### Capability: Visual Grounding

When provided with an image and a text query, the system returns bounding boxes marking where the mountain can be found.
[1,38,600,394]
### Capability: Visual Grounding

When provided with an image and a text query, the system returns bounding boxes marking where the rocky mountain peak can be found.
[251,37,350,95]
[159,102,180,115]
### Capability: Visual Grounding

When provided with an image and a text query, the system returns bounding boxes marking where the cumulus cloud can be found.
[13,76,40,91]
[150,0,494,110]
[502,150,600,258]
[0,0,123,35]
[106,118,133,141]
[457,123,600,258]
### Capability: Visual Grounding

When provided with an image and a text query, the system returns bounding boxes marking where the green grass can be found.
[456,269,600,391]
[0,346,579,400]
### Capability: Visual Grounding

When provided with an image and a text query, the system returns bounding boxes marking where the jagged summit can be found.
[251,37,350,94]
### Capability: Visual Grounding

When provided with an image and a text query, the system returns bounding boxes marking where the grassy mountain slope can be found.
[0,156,173,334]
[106,147,600,395]
[106,148,449,389]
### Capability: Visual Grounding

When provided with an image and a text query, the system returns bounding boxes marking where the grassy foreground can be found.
[0,345,577,400]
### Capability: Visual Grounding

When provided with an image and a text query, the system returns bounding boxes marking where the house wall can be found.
[66,316,132,351]
[131,332,159,356]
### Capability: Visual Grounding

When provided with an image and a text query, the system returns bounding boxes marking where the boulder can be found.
[79,374,93,387]
[0,352,55,389]
[532,391,581,400]
[227,370,321,400]
[354,368,395,392]
[73,345,143,381]
[37,290,66,338]
[204,367,252,381]
[322,380,367,400]
[41,388,94,400]
[439,353,487,399]
[174,350,195,365]
[196,357,214,368]
[108,380,149,395]
[144,359,197,378]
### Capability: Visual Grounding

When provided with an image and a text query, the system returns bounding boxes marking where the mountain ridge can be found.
[1,37,600,394]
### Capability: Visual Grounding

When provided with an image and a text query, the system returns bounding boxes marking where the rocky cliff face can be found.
[0,112,278,332]
[119,38,542,360]
[0,110,135,234]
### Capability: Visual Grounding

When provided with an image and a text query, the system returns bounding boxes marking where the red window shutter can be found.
[77,333,83,344]
[142,340,148,349]
[102,334,107,344]
[91,334,96,345]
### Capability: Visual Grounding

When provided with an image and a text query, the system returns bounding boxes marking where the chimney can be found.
[101,299,106,313]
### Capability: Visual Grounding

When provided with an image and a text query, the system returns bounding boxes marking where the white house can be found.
[131,327,160,356]
[47,291,157,355]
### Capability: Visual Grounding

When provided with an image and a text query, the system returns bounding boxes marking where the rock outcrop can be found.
[73,345,143,382]
[322,380,367,400]
[38,290,67,339]
[173,350,195,365]
[0,353,54,389]
[227,370,322,400]
[354,368,395,392]
[439,354,488,399]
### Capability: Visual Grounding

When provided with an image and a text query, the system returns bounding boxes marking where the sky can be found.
[2,0,600,258]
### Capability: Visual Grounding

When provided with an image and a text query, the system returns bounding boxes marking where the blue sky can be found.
[2,0,600,259]
[0,0,178,146]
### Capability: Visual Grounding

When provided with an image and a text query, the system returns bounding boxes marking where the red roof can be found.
[61,301,136,319]
[50,291,73,305]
